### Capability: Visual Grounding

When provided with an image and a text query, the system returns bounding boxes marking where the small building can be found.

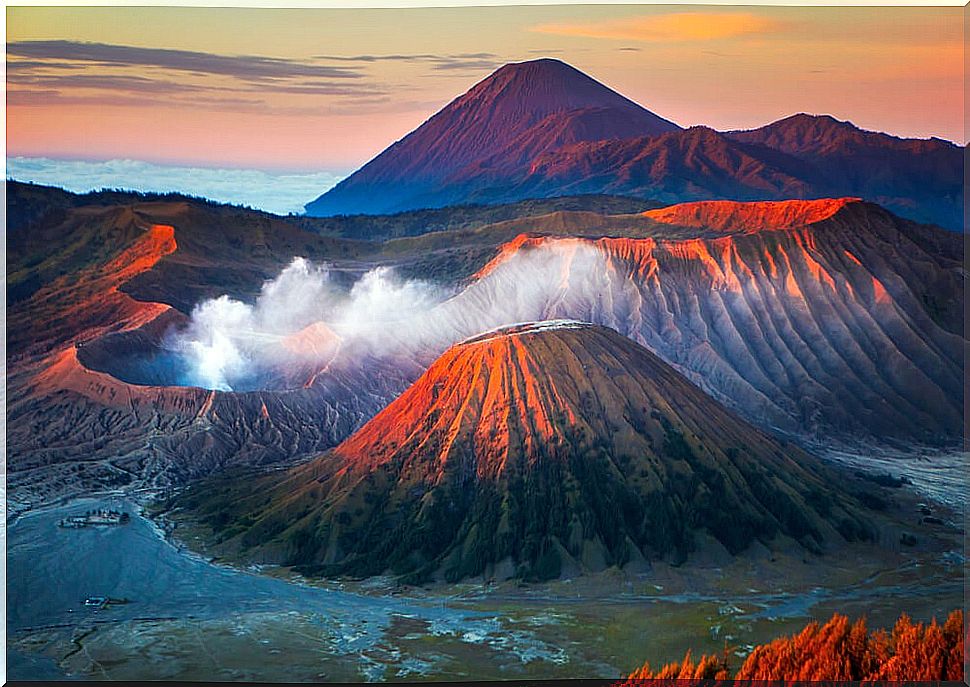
[58,509,130,529]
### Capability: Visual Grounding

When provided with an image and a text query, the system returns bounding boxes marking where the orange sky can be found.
[7,5,964,171]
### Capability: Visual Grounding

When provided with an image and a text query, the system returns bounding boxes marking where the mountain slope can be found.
[305,61,962,230]
[508,126,818,204]
[4,188,412,507]
[181,322,875,583]
[726,114,963,229]
[505,124,962,230]
[305,59,680,216]
[410,199,963,444]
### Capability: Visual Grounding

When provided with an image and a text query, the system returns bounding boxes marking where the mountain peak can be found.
[454,58,653,116]
[490,57,578,76]
[734,113,858,136]
[305,59,679,216]
[778,112,851,127]
[459,319,590,345]
[505,57,570,68]
[730,113,956,154]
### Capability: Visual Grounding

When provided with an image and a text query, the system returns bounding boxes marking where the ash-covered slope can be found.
[4,189,409,507]
[305,58,679,216]
[182,322,874,583]
[433,199,964,444]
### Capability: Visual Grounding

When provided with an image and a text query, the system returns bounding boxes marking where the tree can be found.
[621,609,963,685]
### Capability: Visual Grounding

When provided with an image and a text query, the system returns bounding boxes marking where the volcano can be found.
[183,322,874,583]
[10,183,963,512]
[4,185,417,506]
[305,58,680,216]
[436,198,964,444]
[304,61,962,230]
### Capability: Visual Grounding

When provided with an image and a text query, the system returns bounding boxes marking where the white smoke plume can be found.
[171,257,445,390]
[172,241,618,391]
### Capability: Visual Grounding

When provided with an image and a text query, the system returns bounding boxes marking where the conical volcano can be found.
[183,322,874,583]
[305,59,679,216]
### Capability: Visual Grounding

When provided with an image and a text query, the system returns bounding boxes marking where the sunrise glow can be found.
[7,5,964,172]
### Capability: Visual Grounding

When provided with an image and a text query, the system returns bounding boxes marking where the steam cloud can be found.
[172,258,445,390]
[172,241,618,391]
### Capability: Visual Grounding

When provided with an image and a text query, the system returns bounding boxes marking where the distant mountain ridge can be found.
[306,59,962,231]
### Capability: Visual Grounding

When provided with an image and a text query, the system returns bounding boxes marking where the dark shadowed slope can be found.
[726,114,963,229]
[510,126,817,204]
[179,322,875,583]
[298,194,657,241]
[305,58,680,216]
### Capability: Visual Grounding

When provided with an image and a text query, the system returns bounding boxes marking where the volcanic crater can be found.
[75,309,344,393]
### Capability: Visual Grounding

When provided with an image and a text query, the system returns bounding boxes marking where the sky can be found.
[6,5,964,207]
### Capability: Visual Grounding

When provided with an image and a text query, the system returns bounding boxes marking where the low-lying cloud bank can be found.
[7,157,345,215]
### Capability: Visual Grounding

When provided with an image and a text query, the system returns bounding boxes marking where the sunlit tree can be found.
[622,609,963,684]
